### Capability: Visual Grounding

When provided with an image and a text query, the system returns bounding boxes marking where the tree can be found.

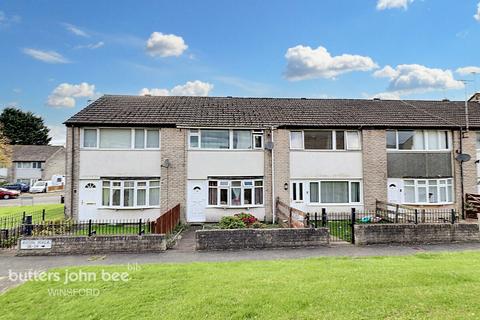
[0,125,12,168]
[0,107,51,145]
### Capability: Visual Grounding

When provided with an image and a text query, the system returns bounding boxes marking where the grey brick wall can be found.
[362,129,388,210]
[43,148,66,180]
[263,129,273,222]
[273,129,290,209]
[195,228,329,250]
[160,128,187,221]
[64,126,80,219]
[16,234,166,256]
[354,223,480,245]
[453,131,477,213]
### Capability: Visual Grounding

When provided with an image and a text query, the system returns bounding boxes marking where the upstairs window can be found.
[16,162,42,169]
[100,129,131,149]
[290,130,361,150]
[83,129,98,148]
[82,128,160,149]
[189,129,264,150]
[387,130,450,151]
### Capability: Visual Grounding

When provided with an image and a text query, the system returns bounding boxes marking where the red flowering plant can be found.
[234,213,258,227]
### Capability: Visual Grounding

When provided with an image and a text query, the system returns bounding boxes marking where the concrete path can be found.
[2,242,480,294]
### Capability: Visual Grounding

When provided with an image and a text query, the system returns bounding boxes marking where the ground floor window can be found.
[208,179,263,207]
[292,180,361,204]
[403,178,453,204]
[101,179,160,208]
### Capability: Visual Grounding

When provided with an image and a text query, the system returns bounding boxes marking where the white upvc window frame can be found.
[80,128,161,150]
[386,130,451,151]
[100,179,161,209]
[403,178,453,205]
[305,180,362,205]
[188,129,264,150]
[207,178,264,208]
[289,130,362,151]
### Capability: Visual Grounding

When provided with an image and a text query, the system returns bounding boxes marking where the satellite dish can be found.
[455,153,471,162]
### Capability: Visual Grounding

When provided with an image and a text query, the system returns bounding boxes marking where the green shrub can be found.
[251,221,266,229]
[218,216,246,229]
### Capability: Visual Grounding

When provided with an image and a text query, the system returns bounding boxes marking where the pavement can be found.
[0,191,63,207]
[2,227,480,294]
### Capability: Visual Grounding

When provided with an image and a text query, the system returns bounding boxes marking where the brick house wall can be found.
[42,148,66,181]
[362,129,388,210]
[65,126,80,219]
[263,129,273,222]
[160,128,187,221]
[453,131,477,213]
[273,129,290,210]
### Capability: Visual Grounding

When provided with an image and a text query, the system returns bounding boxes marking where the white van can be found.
[30,180,52,193]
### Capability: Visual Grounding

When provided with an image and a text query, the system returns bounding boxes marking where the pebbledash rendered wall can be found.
[195,228,329,250]
[16,234,166,256]
[354,223,480,245]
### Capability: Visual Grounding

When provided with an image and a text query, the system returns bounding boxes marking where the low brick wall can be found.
[196,228,329,250]
[354,223,480,245]
[16,234,166,256]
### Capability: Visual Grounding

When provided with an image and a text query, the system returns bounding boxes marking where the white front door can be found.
[78,180,100,220]
[187,180,207,222]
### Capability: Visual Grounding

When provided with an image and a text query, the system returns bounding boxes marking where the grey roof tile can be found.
[64,95,480,129]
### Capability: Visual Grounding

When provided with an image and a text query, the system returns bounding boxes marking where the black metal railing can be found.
[306,208,459,244]
[0,217,153,249]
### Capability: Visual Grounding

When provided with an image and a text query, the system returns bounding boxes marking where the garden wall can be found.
[16,234,166,256]
[354,223,480,245]
[195,228,329,250]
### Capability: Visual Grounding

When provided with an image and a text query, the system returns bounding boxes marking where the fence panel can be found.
[152,204,181,234]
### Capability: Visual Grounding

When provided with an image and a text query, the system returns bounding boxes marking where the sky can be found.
[1,0,480,145]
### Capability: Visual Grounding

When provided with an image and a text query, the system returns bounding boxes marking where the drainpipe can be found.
[459,128,465,219]
[70,126,75,219]
[271,126,276,224]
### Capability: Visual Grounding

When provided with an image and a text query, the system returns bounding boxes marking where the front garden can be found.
[1,252,480,319]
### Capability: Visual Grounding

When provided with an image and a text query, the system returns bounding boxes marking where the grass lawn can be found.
[0,204,64,221]
[1,252,480,319]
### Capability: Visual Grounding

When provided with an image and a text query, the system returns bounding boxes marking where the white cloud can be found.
[456,66,480,75]
[0,11,20,27]
[47,124,66,146]
[284,45,378,80]
[146,32,188,57]
[46,82,96,108]
[376,0,413,10]
[139,80,213,96]
[370,92,401,100]
[374,64,464,96]
[23,48,70,64]
[63,23,89,37]
[75,41,104,49]
[475,2,480,21]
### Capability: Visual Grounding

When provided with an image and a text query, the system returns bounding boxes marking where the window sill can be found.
[290,149,361,152]
[402,202,454,206]
[387,150,451,153]
[188,149,264,152]
[206,205,264,209]
[303,203,363,206]
[80,148,161,151]
[99,206,160,210]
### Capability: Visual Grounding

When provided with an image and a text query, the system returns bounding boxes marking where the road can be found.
[0,191,63,207]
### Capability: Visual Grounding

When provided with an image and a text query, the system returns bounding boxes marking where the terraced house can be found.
[64,95,480,222]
